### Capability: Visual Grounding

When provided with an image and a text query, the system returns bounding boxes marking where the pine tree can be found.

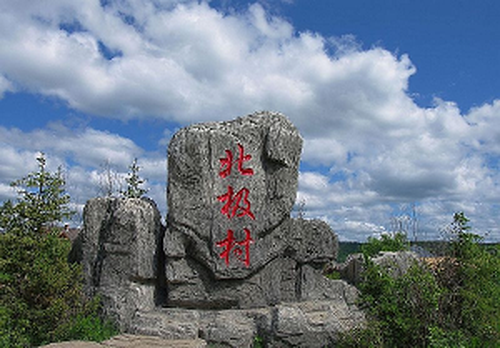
[121,158,148,199]
[0,152,74,234]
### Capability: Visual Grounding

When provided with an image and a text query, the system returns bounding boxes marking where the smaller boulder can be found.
[336,251,420,285]
[81,197,164,330]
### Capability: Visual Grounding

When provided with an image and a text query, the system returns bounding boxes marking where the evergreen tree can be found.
[121,158,148,199]
[0,153,74,234]
[0,153,117,346]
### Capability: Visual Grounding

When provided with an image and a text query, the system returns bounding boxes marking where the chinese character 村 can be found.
[216,228,253,267]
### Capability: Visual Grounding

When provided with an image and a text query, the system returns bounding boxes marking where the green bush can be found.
[338,214,499,347]
[357,260,441,347]
[52,299,118,343]
[0,153,118,347]
[0,232,117,346]
[0,153,74,235]
[436,213,500,346]
[361,231,409,257]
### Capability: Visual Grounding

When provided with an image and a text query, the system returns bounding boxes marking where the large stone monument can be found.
[165,112,338,308]
[81,112,364,347]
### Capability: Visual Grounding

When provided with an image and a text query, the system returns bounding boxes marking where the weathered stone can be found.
[102,334,207,348]
[79,111,366,346]
[372,251,420,277]
[165,219,339,308]
[337,251,420,285]
[131,309,201,340]
[270,299,365,348]
[81,197,164,330]
[164,112,340,308]
[166,112,302,279]
[199,310,258,348]
[287,218,338,263]
[127,291,364,348]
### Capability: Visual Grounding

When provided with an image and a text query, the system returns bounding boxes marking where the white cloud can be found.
[0,183,17,201]
[0,75,13,98]
[0,125,142,168]
[0,125,167,215]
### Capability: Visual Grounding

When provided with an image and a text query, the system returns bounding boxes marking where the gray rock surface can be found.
[337,251,420,284]
[373,251,420,277]
[166,111,303,279]
[129,286,364,348]
[165,112,339,308]
[81,197,164,330]
[80,112,366,347]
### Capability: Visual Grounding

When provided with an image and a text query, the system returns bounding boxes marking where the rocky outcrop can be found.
[80,112,366,347]
[81,197,164,331]
[166,112,304,279]
[337,251,420,285]
[165,112,340,308]
[130,282,363,348]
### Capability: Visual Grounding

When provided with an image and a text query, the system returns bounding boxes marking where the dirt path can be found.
[40,334,207,348]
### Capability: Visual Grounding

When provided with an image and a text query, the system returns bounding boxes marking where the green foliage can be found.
[339,212,499,347]
[337,242,362,263]
[325,270,341,280]
[436,213,500,346]
[336,322,384,348]
[121,158,148,199]
[361,231,409,258]
[51,298,118,343]
[253,335,264,348]
[0,153,74,234]
[338,213,500,347]
[0,154,118,346]
[356,259,441,347]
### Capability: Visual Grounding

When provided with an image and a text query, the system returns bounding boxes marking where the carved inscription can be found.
[216,143,254,267]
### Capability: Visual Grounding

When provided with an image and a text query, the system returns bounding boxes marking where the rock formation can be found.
[165,112,340,308]
[337,251,420,285]
[82,197,163,331]
[81,111,365,347]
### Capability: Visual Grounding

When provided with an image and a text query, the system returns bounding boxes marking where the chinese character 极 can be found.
[217,185,255,220]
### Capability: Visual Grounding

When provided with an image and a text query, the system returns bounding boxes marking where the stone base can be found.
[129,281,365,348]
[165,218,340,309]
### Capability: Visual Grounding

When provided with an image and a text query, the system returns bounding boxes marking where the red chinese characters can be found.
[216,228,253,267]
[219,143,254,178]
[217,186,255,220]
[215,143,255,268]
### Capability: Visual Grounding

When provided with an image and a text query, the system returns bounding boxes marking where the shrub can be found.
[0,153,118,346]
[436,213,500,346]
[338,214,499,347]
[357,260,441,347]
[0,153,73,234]
[361,231,409,257]
[120,158,148,198]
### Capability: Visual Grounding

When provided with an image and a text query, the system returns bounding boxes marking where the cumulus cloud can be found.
[0,75,13,98]
[0,124,142,168]
[0,0,499,241]
[0,125,167,214]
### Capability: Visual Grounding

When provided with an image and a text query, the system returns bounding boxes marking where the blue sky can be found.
[1,0,500,242]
